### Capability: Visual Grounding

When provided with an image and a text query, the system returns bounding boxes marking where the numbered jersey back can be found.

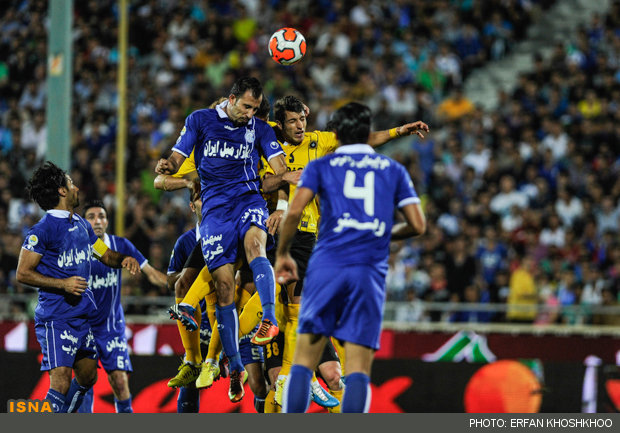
[297,144,419,271]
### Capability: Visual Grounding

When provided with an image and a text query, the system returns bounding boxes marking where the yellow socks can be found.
[182,267,214,308]
[176,297,202,365]
[327,388,343,413]
[238,292,263,335]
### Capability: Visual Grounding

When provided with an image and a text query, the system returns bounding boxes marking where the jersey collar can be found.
[334,144,375,154]
[103,233,111,248]
[216,100,255,127]
[216,100,229,119]
[195,223,200,241]
[47,209,80,221]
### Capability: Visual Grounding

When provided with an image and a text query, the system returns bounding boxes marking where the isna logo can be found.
[7,399,54,413]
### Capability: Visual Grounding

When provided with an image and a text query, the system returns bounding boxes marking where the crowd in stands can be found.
[1,0,618,325]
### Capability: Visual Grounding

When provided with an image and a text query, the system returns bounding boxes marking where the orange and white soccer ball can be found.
[268,27,306,65]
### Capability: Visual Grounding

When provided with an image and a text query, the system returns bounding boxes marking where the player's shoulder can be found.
[175,227,197,246]
[187,108,216,123]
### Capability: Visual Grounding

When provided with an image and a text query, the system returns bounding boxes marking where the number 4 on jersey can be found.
[343,170,375,216]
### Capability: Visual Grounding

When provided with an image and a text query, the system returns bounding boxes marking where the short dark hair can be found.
[230,76,262,99]
[330,102,371,145]
[83,199,107,217]
[256,93,271,120]
[273,95,305,125]
[26,161,67,211]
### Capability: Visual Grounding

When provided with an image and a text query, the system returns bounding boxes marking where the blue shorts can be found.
[298,264,386,350]
[89,320,132,373]
[35,318,97,371]
[240,328,263,366]
[200,193,273,271]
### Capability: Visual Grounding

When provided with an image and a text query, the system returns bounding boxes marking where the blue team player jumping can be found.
[16,162,140,413]
[275,103,428,413]
[155,76,294,401]
[78,200,167,413]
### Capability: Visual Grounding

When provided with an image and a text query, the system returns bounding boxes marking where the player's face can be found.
[279,110,306,145]
[227,90,261,126]
[63,175,80,208]
[85,207,109,238]
[189,198,203,223]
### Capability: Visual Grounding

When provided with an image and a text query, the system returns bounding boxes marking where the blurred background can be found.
[0,0,619,413]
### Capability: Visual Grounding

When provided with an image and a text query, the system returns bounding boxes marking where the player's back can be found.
[303,144,419,273]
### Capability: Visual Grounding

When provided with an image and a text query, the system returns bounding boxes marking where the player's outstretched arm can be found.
[142,263,168,288]
[155,151,185,176]
[391,203,427,240]
[154,173,197,192]
[99,249,140,275]
[368,121,430,148]
[275,186,314,284]
[16,248,88,295]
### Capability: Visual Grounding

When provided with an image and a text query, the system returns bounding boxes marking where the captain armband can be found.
[92,238,109,258]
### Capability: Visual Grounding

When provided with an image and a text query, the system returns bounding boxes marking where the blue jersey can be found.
[172,101,283,215]
[298,144,420,274]
[88,234,147,326]
[22,210,100,322]
[167,225,199,275]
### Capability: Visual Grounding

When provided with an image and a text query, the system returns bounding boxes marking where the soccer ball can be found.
[268,27,306,66]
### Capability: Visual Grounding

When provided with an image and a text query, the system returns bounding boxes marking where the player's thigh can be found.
[244,224,267,262]
[291,333,328,370]
[343,341,375,377]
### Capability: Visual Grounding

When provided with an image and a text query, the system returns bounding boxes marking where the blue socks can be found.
[178,387,200,413]
[283,365,312,413]
[341,372,371,413]
[249,257,277,325]
[114,396,133,413]
[62,378,90,413]
[215,303,244,373]
[45,388,66,413]
[254,396,265,413]
[77,387,94,413]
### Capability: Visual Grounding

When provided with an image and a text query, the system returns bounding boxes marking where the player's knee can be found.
[175,275,191,298]
[320,366,342,390]
[107,372,128,395]
[77,369,98,389]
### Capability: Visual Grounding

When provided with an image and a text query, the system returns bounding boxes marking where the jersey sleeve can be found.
[172,111,199,158]
[117,238,148,268]
[257,121,284,161]
[297,159,320,194]
[22,225,48,255]
[173,149,197,178]
[167,237,187,275]
[395,162,420,208]
[316,130,338,154]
